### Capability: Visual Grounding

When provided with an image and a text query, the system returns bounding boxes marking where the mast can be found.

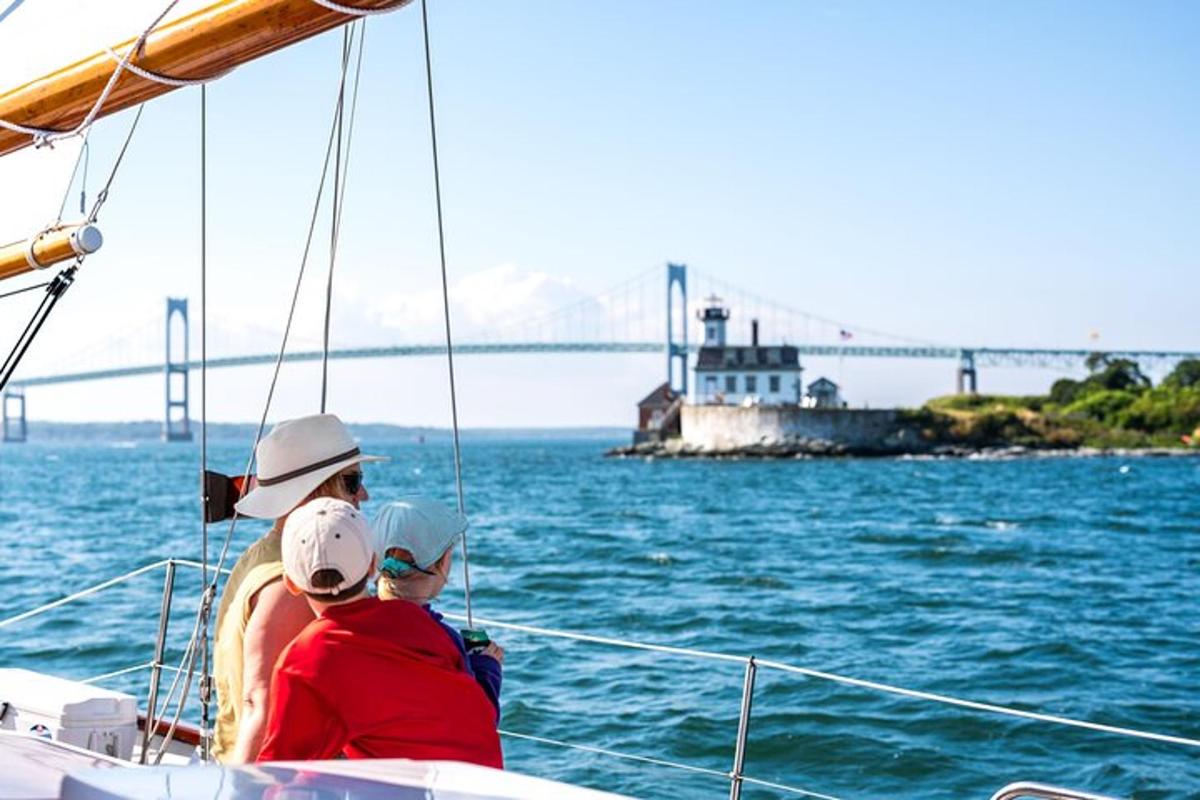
[0,0,410,159]
[0,225,103,282]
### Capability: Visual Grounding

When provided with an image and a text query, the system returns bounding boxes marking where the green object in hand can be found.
[461,628,490,652]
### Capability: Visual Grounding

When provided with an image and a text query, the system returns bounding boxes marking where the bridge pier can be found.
[164,298,192,442]
[3,387,27,443]
[956,349,977,394]
[667,263,688,396]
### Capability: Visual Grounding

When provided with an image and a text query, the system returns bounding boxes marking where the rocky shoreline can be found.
[606,438,1199,460]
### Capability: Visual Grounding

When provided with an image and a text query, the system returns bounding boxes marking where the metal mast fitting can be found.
[0,224,102,283]
[0,0,412,158]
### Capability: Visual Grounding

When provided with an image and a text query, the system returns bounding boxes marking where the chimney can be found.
[751,319,759,346]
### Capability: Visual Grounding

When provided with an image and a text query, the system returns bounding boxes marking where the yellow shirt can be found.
[211,529,283,763]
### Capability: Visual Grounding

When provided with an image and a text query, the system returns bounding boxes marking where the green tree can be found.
[1163,359,1200,390]
[1086,357,1150,392]
[1050,378,1081,405]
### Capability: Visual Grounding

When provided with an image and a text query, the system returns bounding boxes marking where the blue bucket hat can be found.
[373,499,467,571]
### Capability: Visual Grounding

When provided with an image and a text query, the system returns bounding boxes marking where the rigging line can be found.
[0,281,51,302]
[203,31,366,600]
[54,132,91,225]
[154,49,357,759]
[321,23,356,412]
[0,560,171,630]
[197,82,212,763]
[420,0,473,628]
[86,106,146,225]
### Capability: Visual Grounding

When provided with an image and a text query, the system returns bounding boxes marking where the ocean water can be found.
[1,437,1198,799]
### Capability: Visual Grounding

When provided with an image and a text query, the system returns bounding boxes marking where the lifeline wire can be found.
[420,0,474,629]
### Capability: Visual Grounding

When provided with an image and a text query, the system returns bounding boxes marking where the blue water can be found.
[1,438,1198,799]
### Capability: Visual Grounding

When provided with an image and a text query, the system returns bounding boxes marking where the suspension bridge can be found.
[4,263,1198,442]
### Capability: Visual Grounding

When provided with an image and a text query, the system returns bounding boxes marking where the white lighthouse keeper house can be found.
[692,297,803,406]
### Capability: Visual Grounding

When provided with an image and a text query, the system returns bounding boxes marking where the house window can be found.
[725,375,737,393]
[745,375,757,393]
[705,376,717,396]
[769,375,780,393]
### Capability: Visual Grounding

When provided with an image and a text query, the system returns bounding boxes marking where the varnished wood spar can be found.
[0,224,103,281]
[0,0,410,158]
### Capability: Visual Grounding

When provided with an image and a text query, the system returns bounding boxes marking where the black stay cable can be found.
[0,267,78,393]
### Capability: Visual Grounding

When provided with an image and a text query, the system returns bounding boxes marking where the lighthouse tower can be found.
[698,296,730,346]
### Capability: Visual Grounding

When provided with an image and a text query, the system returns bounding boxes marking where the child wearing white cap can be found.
[256,497,502,765]
[374,499,504,721]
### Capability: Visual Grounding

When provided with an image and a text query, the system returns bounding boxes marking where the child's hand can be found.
[480,642,505,665]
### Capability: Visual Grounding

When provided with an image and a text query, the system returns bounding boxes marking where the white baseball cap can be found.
[234,414,386,520]
[282,497,376,596]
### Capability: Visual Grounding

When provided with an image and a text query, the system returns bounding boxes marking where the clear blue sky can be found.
[5,0,1198,426]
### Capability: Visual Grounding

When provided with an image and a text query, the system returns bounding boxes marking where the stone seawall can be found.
[680,405,924,455]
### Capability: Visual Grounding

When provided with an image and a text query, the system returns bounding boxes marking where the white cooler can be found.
[0,668,138,760]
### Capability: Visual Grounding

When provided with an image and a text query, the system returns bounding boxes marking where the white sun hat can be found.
[282,497,376,595]
[234,413,386,520]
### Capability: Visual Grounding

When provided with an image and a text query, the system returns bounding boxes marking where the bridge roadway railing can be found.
[1,559,1196,798]
[13,342,1200,388]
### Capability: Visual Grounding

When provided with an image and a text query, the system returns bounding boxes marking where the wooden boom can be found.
[0,224,104,282]
[0,0,410,158]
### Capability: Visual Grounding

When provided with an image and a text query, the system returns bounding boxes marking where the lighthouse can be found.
[699,296,730,346]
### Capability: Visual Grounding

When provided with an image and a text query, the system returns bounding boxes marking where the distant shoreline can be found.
[12,421,629,443]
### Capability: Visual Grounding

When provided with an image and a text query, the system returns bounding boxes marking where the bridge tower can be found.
[667,263,688,396]
[956,349,977,394]
[2,387,27,443]
[164,297,193,442]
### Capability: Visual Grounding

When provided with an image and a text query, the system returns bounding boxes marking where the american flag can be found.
[839,329,853,341]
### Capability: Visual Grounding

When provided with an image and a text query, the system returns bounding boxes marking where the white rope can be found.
[755,658,1200,750]
[79,661,155,684]
[448,613,1200,750]
[172,558,232,576]
[9,561,1198,757]
[308,0,406,16]
[0,560,169,629]
[440,612,749,665]
[0,0,182,145]
[104,46,231,88]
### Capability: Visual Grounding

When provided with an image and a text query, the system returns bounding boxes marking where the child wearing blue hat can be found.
[373,499,503,720]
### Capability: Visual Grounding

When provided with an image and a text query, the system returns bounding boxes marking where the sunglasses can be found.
[380,556,437,578]
[341,471,364,496]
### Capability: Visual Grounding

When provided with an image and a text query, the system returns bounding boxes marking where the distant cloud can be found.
[334,263,605,344]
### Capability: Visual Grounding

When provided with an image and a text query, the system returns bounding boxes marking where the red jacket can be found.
[257,596,502,767]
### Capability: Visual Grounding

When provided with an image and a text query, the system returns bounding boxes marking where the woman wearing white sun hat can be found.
[212,413,386,764]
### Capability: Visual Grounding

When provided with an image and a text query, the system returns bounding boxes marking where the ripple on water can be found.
[2,440,1197,799]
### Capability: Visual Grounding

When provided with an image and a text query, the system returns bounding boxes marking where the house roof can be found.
[808,377,839,390]
[695,345,800,372]
[637,381,675,408]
